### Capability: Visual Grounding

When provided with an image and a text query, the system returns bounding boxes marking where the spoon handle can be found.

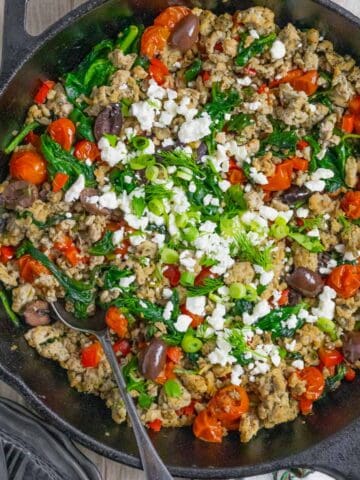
[97,331,173,480]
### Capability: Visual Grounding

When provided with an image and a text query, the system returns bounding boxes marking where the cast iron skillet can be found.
[1,0,360,478]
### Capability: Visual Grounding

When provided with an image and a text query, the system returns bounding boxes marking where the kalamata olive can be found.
[94,103,122,142]
[80,188,110,216]
[287,288,303,306]
[138,338,167,381]
[23,300,50,327]
[169,13,199,53]
[343,331,360,363]
[197,141,207,160]
[2,181,38,209]
[286,267,324,297]
[280,185,312,205]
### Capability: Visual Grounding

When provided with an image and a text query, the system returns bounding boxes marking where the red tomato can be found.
[180,305,204,328]
[349,95,360,114]
[149,58,169,86]
[263,161,293,192]
[48,118,76,151]
[354,115,360,135]
[166,346,183,363]
[345,367,356,382]
[291,70,318,96]
[114,239,130,257]
[74,140,100,162]
[318,348,344,368]
[297,139,309,151]
[147,419,162,432]
[105,307,129,338]
[81,342,102,368]
[208,385,249,423]
[288,157,309,171]
[54,235,81,267]
[113,339,131,357]
[18,255,49,283]
[341,112,355,133]
[0,246,15,264]
[34,80,55,104]
[269,69,303,88]
[298,396,314,415]
[341,191,360,219]
[277,289,289,306]
[163,265,181,287]
[52,172,69,193]
[227,168,246,185]
[141,25,170,58]
[194,267,215,287]
[257,83,269,94]
[193,409,224,443]
[155,361,176,385]
[297,367,325,402]
[9,150,47,185]
[327,264,360,298]
[201,71,211,82]
[154,6,191,30]
[25,131,41,149]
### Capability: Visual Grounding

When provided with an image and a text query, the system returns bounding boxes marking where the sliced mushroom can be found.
[138,338,167,381]
[2,181,38,209]
[169,13,200,53]
[343,332,360,363]
[286,267,324,297]
[94,103,122,142]
[23,300,50,327]
[281,185,312,205]
[80,188,110,216]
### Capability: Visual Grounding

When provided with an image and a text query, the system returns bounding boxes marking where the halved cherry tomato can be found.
[25,131,41,149]
[147,419,162,432]
[48,118,76,151]
[113,339,131,357]
[0,246,15,264]
[263,161,293,192]
[9,150,47,185]
[114,239,130,257]
[341,112,355,133]
[201,71,211,82]
[18,254,49,283]
[341,191,360,220]
[74,140,100,162]
[193,409,224,443]
[141,25,170,58]
[327,264,360,299]
[227,168,246,185]
[208,385,249,423]
[269,69,303,88]
[163,265,181,287]
[257,83,269,94]
[287,157,309,171]
[297,139,309,151]
[291,70,318,96]
[155,360,176,385]
[318,348,344,368]
[345,367,356,382]
[195,267,215,287]
[34,80,55,104]
[52,172,69,193]
[178,401,195,417]
[105,306,129,338]
[277,289,289,306]
[54,235,81,267]
[154,6,191,30]
[81,342,102,368]
[354,115,360,135]
[166,346,183,363]
[349,95,360,114]
[296,367,325,402]
[180,305,204,328]
[298,396,314,415]
[149,58,169,85]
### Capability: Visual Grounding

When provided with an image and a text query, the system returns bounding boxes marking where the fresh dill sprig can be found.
[234,233,273,271]
[145,184,173,202]
[186,277,224,297]
[158,150,203,176]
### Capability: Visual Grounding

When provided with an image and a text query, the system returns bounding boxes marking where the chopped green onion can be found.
[148,198,165,216]
[269,217,290,240]
[180,271,195,287]
[104,133,118,147]
[176,167,193,181]
[279,347,287,359]
[4,122,39,154]
[164,379,182,398]
[175,213,188,229]
[130,154,155,170]
[161,247,179,264]
[229,282,246,299]
[316,317,337,341]
[182,226,199,243]
[130,135,150,151]
[245,285,258,302]
[181,333,203,353]
[145,165,159,182]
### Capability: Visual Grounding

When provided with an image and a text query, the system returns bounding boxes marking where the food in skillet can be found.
[1,5,360,444]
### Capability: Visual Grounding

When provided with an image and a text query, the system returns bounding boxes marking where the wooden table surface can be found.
[0,1,359,479]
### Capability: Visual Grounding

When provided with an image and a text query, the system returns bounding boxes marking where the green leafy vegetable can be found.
[0,287,20,327]
[68,108,95,142]
[186,278,224,297]
[132,196,146,217]
[235,233,273,271]
[123,357,154,408]
[231,299,254,316]
[17,211,69,229]
[158,149,203,177]
[41,134,95,189]
[225,113,254,133]
[256,304,305,338]
[162,290,184,346]
[325,363,347,392]
[102,266,133,290]
[116,25,141,54]
[223,185,247,216]
[184,59,202,83]
[145,184,172,203]
[88,231,114,256]
[111,294,164,322]
[227,328,254,365]
[288,231,325,253]
[236,32,276,66]
[259,121,298,156]
[16,241,94,318]
[4,122,39,154]
[109,167,137,194]
[164,379,182,398]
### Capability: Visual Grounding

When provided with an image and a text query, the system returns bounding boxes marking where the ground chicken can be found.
[292,244,318,271]
[308,193,335,214]
[224,262,255,285]
[235,7,275,35]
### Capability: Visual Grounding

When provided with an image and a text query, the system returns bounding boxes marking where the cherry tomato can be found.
[25,131,41,149]
[147,419,162,432]
[178,401,195,417]
[296,367,325,402]
[341,112,355,133]
[201,71,211,82]
[180,305,204,328]
[154,6,191,30]
[257,83,268,94]
[263,161,293,192]
[349,95,360,114]
[166,346,183,363]
[9,150,47,185]
[81,342,102,368]
[155,360,176,385]
[318,348,344,368]
[345,367,356,382]
[105,306,129,338]
[113,339,131,357]
[52,172,69,193]
[341,191,360,220]
[141,25,170,58]
[277,289,289,306]
[327,264,360,298]
[0,246,15,264]
[298,396,314,415]
[149,58,169,85]
[34,80,55,104]
[195,267,215,287]
[48,118,76,151]
[269,69,303,88]
[208,385,249,423]
[227,168,246,185]
[163,265,181,287]
[18,255,49,283]
[297,139,309,151]
[74,140,100,162]
[291,70,318,96]
[193,409,224,443]
[54,235,81,267]
[287,157,309,171]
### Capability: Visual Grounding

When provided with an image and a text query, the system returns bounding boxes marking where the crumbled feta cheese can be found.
[199,221,217,233]
[231,364,244,386]
[243,300,271,325]
[163,300,174,321]
[305,179,326,192]
[112,229,124,246]
[259,205,278,221]
[119,275,136,288]
[208,332,236,366]
[270,39,286,60]
[171,187,190,214]
[194,233,234,275]
[178,113,212,144]
[162,287,173,299]
[152,233,165,249]
[162,138,175,148]
[186,296,206,316]
[312,168,334,181]
[218,180,231,192]
[64,175,85,203]
[249,29,259,39]
[285,340,296,352]
[188,181,196,193]
[207,303,226,331]
[131,101,156,131]
[174,314,192,332]
[237,76,252,86]
[99,192,118,210]
[292,359,304,370]
[98,137,128,167]
[245,101,262,111]
[125,213,149,231]
[180,250,197,272]
[147,79,166,99]
[129,234,146,246]
[297,207,309,218]
[168,213,179,237]
[311,286,337,320]
[249,167,268,185]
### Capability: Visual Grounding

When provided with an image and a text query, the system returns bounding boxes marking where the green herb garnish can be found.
[4,122,39,154]
[236,32,276,66]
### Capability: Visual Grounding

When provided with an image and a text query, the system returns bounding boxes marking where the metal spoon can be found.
[50,301,173,480]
